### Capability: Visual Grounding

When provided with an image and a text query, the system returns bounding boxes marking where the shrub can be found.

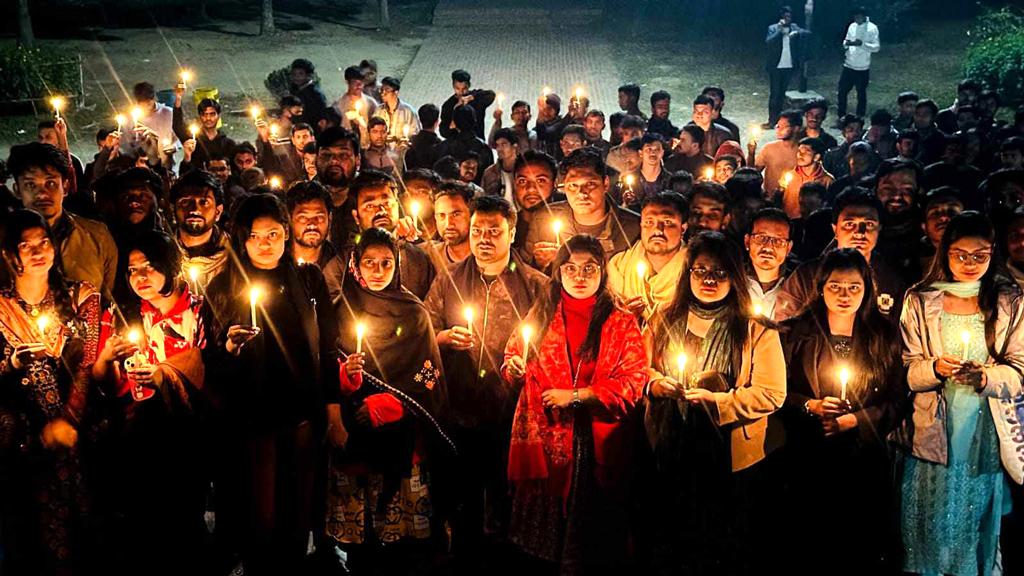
[965,7,1024,104]
[264,67,322,101]
[0,46,81,103]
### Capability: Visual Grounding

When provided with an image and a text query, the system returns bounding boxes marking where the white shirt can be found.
[843,19,881,71]
[778,29,793,69]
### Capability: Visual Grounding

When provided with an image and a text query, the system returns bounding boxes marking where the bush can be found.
[965,7,1024,105]
[0,46,81,103]
[264,67,323,102]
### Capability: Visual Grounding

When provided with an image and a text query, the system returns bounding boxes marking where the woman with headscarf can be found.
[0,209,101,576]
[502,234,648,575]
[327,227,449,573]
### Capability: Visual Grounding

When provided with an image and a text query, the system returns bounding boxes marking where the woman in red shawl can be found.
[502,234,648,575]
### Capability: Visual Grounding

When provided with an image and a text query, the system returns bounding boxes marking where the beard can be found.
[180,218,213,236]
[319,166,351,188]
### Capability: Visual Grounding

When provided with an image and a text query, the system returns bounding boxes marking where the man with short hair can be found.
[750,109,802,199]
[627,133,671,209]
[371,76,420,144]
[534,93,577,158]
[618,83,646,119]
[489,100,537,152]
[837,6,880,118]
[7,142,118,295]
[170,168,229,290]
[690,94,732,157]
[440,69,495,140]
[780,137,834,218]
[259,122,315,185]
[894,91,919,132]
[37,120,86,186]
[359,58,381,102]
[647,91,678,141]
[276,94,304,135]
[361,117,401,175]
[1000,137,1024,170]
[405,103,443,171]
[482,128,518,202]
[173,96,236,170]
[511,149,563,255]
[524,149,640,268]
[917,186,963,276]
[424,194,546,572]
[775,187,907,322]
[823,114,864,177]
[583,109,610,156]
[436,106,494,183]
[745,207,794,317]
[936,78,982,135]
[764,6,810,127]
[126,81,176,152]
[314,127,361,248]
[913,99,947,165]
[874,158,924,283]
[866,108,898,159]
[665,124,714,176]
[608,191,688,320]
[429,181,474,270]
[286,180,336,268]
[606,115,646,174]
[558,124,587,161]
[895,130,920,162]
[799,99,838,150]
[334,65,378,144]
[403,169,442,241]
[701,86,742,143]
[322,169,435,300]
[688,181,732,236]
[289,58,329,129]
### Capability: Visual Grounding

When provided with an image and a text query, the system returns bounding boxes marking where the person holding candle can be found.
[898,211,1024,576]
[259,122,315,187]
[333,65,378,144]
[423,195,547,571]
[327,227,448,573]
[124,82,176,155]
[172,96,237,172]
[511,150,564,258]
[170,169,230,292]
[201,193,341,575]
[502,234,647,574]
[287,58,329,130]
[482,128,520,202]
[0,209,101,576]
[663,124,714,178]
[440,69,495,141]
[640,230,786,574]
[621,133,671,211]
[524,149,640,270]
[777,248,905,574]
[90,229,210,575]
[607,191,688,323]
[489,99,538,153]
[361,117,402,176]
[749,109,802,200]
[434,105,495,185]
[779,137,834,219]
[371,76,420,146]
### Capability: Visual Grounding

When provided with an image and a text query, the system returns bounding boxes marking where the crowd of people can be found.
[3,6,1024,576]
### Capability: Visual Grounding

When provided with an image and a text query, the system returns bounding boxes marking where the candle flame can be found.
[50,96,65,112]
[521,324,533,343]
[249,105,262,119]
[636,261,648,281]
[749,123,763,138]
[753,303,764,317]
[356,322,366,340]
[552,219,563,236]
[463,307,474,325]
[409,200,421,219]
[574,86,585,99]
[402,124,411,138]
[783,171,794,186]
[115,113,127,127]
[703,167,715,181]
[127,328,141,344]
[354,99,363,113]
[676,352,688,373]
[961,330,971,345]
[180,69,192,83]
[624,174,635,187]
[269,176,282,189]
[130,107,143,122]
[188,265,199,282]
[188,123,199,138]
[839,366,850,386]
[249,286,262,306]
[270,122,280,137]
[36,314,50,333]
[542,86,551,97]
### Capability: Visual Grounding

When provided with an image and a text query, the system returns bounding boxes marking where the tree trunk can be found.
[378,0,390,30]
[17,0,34,48]
[260,0,275,35]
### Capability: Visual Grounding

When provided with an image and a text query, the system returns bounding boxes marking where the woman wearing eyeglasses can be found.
[898,211,1024,576]
[640,230,786,574]
[502,234,647,574]
[776,248,905,574]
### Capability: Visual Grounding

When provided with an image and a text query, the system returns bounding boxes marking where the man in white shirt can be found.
[837,6,881,118]
[764,6,810,128]
[333,65,378,147]
[125,82,176,155]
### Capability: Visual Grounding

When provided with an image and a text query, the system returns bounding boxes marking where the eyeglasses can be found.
[469,227,505,239]
[949,250,992,265]
[750,233,790,249]
[825,282,864,294]
[690,267,729,282]
[560,262,601,278]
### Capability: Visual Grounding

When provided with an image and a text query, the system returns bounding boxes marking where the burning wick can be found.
[624,174,636,189]
[50,96,65,120]
[463,307,474,333]
[839,366,850,401]
[36,314,51,334]
[269,176,282,190]
[541,86,551,97]
[356,322,366,354]
[179,69,192,90]
[521,324,534,363]
[636,261,648,283]
[676,353,688,386]
[961,330,971,362]
[749,124,763,140]
[249,105,262,121]
[249,287,262,328]
[552,219,564,248]
[188,123,199,140]
[270,123,280,139]
[115,114,127,132]
[782,172,794,187]
[402,124,411,139]
[703,167,715,181]
[188,265,200,285]
[130,106,143,127]
[753,302,764,317]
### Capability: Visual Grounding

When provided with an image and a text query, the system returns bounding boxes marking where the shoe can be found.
[761,122,774,130]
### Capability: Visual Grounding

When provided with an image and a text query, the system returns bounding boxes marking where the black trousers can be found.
[768,67,794,125]
[837,66,870,117]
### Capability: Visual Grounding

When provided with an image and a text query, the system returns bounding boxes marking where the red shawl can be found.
[505,300,648,501]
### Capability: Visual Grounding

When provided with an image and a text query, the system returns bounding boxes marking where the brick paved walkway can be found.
[400,0,620,135]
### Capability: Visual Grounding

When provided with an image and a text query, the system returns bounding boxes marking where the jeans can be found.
[768,67,793,125]
[837,66,870,117]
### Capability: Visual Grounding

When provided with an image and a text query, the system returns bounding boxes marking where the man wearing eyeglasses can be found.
[423,195,547,572]
[745,208,795,318]
[371,76,420,145]
[524,148,640,270]
[170,169,229,291]
[774,187,908,323]
[322,169,436,300]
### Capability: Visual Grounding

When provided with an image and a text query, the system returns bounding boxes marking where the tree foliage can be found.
[965,7,1024,104]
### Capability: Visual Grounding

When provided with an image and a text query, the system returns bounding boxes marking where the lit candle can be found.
[463,307,474,332]
[249,286,262,328]
[36,314,51,334]
[624,173,635,190]
[961,330,971,362]
[496,92,505,111]
[542,86,551,97]
[188,265,200,287]
[115,113,126,133]
[521,324,534,363]
[188,123,199,140]
[356,322,366,354]
[839,366,850,401]
[574,86,585,101]
[269,176,282,190]
[676,352,688,385]
[753,302,764,317]
[409,199,422,221]
[636,260,648,283]
[130,106,143,128]
[402,124,411,141]
[703,166,715,181]
[354,99,363,114]
[781,171,794,189]
[249,105,262,122]
[749,123,763,141]
[50,96,65,120]
[551,219,563,248]
[179,69,192,90]
[270,122,280,140]
[127,328,141,345]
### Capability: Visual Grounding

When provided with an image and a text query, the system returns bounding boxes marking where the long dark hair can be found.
[1,209,76,324]
[806,248,897,380]
[528,235,616,362]
[915,210,1019,358]
[230,192,292,268]
[655,231,756,372]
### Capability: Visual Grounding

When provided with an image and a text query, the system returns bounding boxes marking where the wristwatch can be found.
[572,388,581,408]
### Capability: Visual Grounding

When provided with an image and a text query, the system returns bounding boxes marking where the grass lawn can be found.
[609,19,973,140]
